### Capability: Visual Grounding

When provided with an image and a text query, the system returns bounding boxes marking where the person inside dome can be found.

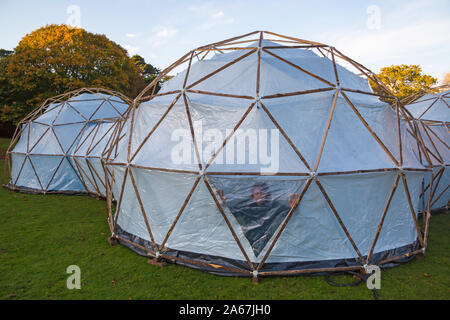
[217,182,300,257]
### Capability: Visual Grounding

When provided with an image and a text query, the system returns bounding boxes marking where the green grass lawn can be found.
[0,137,449,300]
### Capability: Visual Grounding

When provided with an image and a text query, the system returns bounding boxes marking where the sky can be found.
[0,0,449,81]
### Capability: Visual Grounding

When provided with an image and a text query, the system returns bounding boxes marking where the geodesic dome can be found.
[6,88,131,196]
[105,31,430,278]
[404,86,450,211]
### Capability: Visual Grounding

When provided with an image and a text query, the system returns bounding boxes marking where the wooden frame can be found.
[403,85,449,214]
[5,87,132,198]
[96,32,436,279]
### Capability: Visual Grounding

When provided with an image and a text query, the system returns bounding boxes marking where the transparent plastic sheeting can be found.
[107,38,428,269]
[9,92,128,194]
[115,91,423,174]
[162,40,371,98]
[112,167,422,265]
[406,90,450,122]
[10,153,84,192]
[414,123,449,210]
[71,121,118,196]
[421,166,450,211]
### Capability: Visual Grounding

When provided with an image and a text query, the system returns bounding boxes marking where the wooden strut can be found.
[27,126,51,154]
[256,31,263,97]
[421,122,444,163]
[313,90,339,171]
[256,178,313,271]
[65,101,89,121]
[341,91,399,167]
[329,47,395,99]
[423,170,434,247]
[127,163,198,175]
[159,252,251,275]
[13,156,35,190]
[112,166,129,231]
[330,48,340,86]
[72,123,96,155]
[203,176,255,271]
[259,102,312,172]
[410,120,433,167]
[104,108,132,162]
[262,87,336,99]
[395,102,404,167]
[183,94,203,171]
[72,157,93,195]
[417,97,440,120]
[314,178,366,265]
[186,49,256,90]
[426,124,450,150]
[418,168,438,198]
[128,168,159,253]
[85,121,102,157]
[398,107,431,163]
[378,249,424,266]
[27,156,44,191]
[73,157,99,193]
[43,156,66,192]
[430,184,449,208]
[186,89,254,100]
[203,101,256,171]
[421,180,426,217]
[66,153,92,192]
[262,48,335,87]
[205,171,310,176]
[428,167,445,205]
[87,122,117,157]
[367,173,401,263]
[101,120,122,160]
[158,176,202,252]
[126,101,137,163]
[340,87,394,101]
[86,158,107,192]
[129,93,182,162]
[263,31,327,47]
[103,160,114,233]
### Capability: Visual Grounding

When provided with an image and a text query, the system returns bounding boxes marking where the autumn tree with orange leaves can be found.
[0,24,152,125]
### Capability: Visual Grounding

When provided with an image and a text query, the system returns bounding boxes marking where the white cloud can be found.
[186,3,234,30]
[155,26,178,38]
[126,33,137,38]
[333,20,450,63]
[148,26,179,48]
[212,11,224,19]
[124,44,140,56]
[327,17,450,81]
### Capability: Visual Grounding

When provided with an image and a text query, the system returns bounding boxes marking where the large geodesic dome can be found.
[404,86,450,212]
[105,31,430,278]
[6,88,131,196]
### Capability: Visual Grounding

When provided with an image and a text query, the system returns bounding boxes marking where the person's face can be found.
[252,186,267,205]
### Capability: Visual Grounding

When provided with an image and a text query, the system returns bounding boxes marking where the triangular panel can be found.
[208,175,306,258]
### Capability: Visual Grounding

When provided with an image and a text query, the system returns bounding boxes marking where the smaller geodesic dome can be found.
[404,86,450,211]
[6,88,131,195]
[405,88,450,122]
[70,116,129,197]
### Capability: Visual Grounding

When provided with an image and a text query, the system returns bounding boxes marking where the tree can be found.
[0,49,13,58]
[131,54,161,89]
[0,24,146,125]
[0,49,15,123]
[370,64,438,102]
